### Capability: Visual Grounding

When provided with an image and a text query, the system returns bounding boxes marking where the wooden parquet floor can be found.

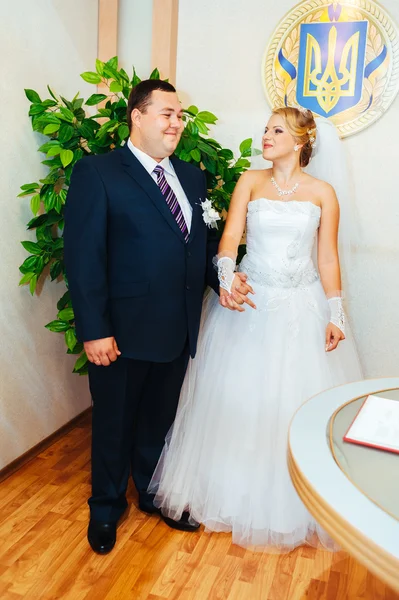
[0,413,398,600]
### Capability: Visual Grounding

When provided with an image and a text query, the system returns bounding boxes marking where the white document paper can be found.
[344,394,399,453]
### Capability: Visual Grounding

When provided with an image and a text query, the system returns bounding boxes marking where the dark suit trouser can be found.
[87,346,190,522]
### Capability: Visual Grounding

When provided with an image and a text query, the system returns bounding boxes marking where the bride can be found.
[148,107,363,552]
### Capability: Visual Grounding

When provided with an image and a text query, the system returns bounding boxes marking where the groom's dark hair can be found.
[127,79,177,131]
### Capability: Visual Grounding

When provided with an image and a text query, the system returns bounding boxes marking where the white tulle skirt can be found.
[149,278,363,552]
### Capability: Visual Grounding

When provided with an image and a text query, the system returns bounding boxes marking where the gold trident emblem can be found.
[303,25,360,113]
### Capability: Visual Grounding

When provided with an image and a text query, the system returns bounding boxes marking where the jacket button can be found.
[186,285,190,290]
[187,251,192,257]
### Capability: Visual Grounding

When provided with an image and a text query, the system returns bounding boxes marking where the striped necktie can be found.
[153,165,189,242]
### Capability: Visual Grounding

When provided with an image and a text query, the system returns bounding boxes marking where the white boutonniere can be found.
[200,198,221,229]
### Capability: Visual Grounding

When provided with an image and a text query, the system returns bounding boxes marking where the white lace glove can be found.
[216,256,236,293]
[328,296,345,335]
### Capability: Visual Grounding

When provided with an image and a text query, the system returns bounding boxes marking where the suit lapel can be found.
[119,145,185,243]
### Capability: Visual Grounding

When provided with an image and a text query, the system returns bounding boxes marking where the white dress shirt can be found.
[127,139,192,232]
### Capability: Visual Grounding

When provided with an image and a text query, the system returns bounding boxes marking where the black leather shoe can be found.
[161,511,200,532]
[139,501,161,515]
[87,519,117,554]
[138,496,161,515]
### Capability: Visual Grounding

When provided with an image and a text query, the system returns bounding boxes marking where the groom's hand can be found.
[84,336,121,366]
[220,273,256,311]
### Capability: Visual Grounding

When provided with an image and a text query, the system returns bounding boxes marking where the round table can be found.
[288,377,399,593]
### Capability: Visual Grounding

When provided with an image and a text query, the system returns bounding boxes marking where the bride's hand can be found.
[219,273,256,311]
[325,323,345,352]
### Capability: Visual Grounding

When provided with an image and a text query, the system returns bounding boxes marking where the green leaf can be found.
[73,108,86,122]
[57,290,71,310]
[35,113,61,125]
[58,123,75,143]
[47,85,58,101]
[224,181,236,194]
[36,225,53,243]
[118,124,129,141]
[43,123,60,135]
[60,96,74,111]
[50,260,63,280]
[197,140,218,160]
[59,107,75,122]
[27,214,47,229]
[132,70,141,87]
[149,68,160,80]
[59,189,67,204]
[85,93,108,106]
[25,89,42,103]
[41,99,58,108]
[239,138,252,154]
[182,136,197,152]
[190,148,201,162]
[73,352,89,372]
[29,275,38,295]
[19,272,34,286]
[102,64,120,80]
[38,140,60,153]
[197,111,218,124]
[58,307,74,321]
[194,118,209,135]
[21,241,42,255]
[107,56,118,70]
[95,108,111,118]
[30,194,41,215]
[81,71,102,84]
[60,149,74,168]
[20,182,39,191]
[67,342,83,355]
[119,68,130,83]
[219,148,234,161]
[19,255,41,274]
[73,98,84,110]
[29,103,47,116]
[96,58,105,76]
[235,158,251,168]
[186,121,199,136]
[202,155,217,175]
[65,329,77,352]
[54,196,63,214]
[46,146,62,157]
[96,119,119,138]
[43,189,57,212]
[79,119,99,139]
[109,81,123,93]
[186,105,198,116]
[45,319,71,333]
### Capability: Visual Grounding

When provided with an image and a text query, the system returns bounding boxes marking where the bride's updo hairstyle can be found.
[273,107,317,168]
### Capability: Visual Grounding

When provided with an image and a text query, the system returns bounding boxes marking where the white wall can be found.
[0,0,98,469]
[176,0,399,378]
[118,0,153,79]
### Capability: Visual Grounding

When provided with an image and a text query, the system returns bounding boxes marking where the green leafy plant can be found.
[19,57,255,375]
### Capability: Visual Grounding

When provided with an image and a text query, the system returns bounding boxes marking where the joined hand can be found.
[84,336,121,366]
[219,273,256,312]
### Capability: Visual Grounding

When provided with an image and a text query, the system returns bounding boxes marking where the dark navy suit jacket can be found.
[64,144,219,363]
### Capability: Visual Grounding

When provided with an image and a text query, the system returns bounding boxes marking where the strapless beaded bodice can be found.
[239,198,321,288]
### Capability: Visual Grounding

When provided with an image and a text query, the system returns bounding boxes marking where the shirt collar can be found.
[127,139,176,178]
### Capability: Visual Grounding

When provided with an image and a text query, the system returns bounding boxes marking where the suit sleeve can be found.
[202,172,220,295]
[63,157,113,342]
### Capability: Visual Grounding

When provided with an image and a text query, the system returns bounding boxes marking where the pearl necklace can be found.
[271,176,299,197]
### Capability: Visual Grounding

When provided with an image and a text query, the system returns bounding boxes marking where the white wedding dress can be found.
[149,198,363,552]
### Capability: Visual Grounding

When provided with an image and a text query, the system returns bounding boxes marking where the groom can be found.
[64,79,253,554]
